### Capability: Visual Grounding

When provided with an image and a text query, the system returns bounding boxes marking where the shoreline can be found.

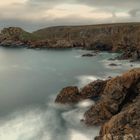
[55,68,140,139]
[0,23,140,61]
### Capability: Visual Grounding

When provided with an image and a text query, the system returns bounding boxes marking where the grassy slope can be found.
[33,22,140,40]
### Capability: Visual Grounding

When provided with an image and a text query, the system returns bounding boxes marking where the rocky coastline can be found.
[55,68,140,140]
[0,23,140,139]
[0,23,140,61]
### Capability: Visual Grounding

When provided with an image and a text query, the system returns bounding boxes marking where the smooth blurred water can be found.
[0,47,139,140]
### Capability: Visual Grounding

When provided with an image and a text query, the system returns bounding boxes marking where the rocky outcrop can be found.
[96,95,140,140]
[55,68,140,139]
[84,68,140,125]
[55,86,80,104]
[0,23,140,61]
[55,80,106,104]
[80,80,107,100]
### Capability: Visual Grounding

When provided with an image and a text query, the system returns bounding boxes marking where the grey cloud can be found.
[77,0,140,9]
[29,0,140,9]
[129,9,140,17]
[0,0,140,31]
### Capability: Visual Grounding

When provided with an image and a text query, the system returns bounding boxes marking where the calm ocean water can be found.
[0,47,139,140]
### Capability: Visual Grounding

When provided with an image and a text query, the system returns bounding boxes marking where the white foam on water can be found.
[102,59,140,71]
[76,99,95,108]
[0,108,46,140]
[102,59,123,69]
[75,55,81,58]
[76,75,99,87]
[70,130,91,140]
[0,101,100,140]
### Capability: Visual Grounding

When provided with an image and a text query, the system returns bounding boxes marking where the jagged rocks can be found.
[84,68,140,125]
[108,63,118,67]
[55,68,140,139]
[55,80,106,104]
[97,95,140,140]
[80,80,107,100]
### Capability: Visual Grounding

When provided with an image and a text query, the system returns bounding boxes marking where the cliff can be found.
[55,68,140,140]
[0,23,140,60]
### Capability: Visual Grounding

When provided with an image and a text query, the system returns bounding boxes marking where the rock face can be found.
[84,68,140,125]
[80,80,107,100]
[97,95,140,140]
[55,68,140,139]
[0,23,140,61]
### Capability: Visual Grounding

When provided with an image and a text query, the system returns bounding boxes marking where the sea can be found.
[0,47,139,140]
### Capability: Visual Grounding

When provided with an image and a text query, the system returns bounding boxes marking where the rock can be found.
[109,63,118,66]
[55,80,107,104]
[55,86,80,104]
[84,68,140,125]
[98,94,140,140]
[0,40,24,47]
[80,80,107,100]
[82,53,94,57]
[54,68,140,139]
[91,42,113,51]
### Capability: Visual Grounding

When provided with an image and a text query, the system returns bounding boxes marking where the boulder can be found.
[55,86,80,104]
[80,80,107,100]
[109,63,118,66]
[82,53,94,57]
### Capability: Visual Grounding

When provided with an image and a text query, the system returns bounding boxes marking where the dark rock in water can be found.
[55,86,80,104]
[82,53,94,57]
[109,63,118,66]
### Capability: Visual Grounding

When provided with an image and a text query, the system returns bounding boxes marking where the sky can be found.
[0,0,140,32]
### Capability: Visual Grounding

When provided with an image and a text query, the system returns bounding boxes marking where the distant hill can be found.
[0,23,140,60]
[33,22,140,40]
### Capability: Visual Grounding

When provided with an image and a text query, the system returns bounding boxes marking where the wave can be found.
[0,99,99,140]
[76,75,100,87]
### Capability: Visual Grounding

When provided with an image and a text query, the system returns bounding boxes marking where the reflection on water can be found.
[0,47,139,140]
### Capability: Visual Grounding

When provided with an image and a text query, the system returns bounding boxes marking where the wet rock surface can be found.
[55,68,140,139]
[108,63,119,66]
[82,53,94,57]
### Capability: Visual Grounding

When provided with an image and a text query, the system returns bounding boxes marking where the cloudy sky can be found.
[0,0,140,31]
